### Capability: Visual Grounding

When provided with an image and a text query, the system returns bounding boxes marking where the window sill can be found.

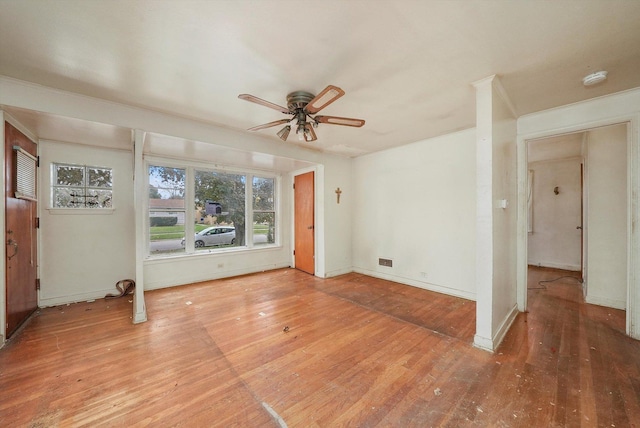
[47,208,116,215]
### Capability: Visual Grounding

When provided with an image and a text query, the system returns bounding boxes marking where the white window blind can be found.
[14,146,37,201]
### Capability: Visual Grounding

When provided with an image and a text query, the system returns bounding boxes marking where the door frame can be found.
[517,114,639,339]
[290,165,324,278]
[0,111,39,347]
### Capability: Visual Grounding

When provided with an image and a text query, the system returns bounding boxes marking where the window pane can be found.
[88,168,113,188]
[194,170,245,248]
[86,189,113,208]
[56,165,84,186]
[149,165,185,206]
[149,210,185,255]
[253,212,275,245]
[148,166,186,255]
[54,187,82,207]
[253,177,274,210]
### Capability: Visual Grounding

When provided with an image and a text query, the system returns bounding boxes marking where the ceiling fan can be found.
[238,85,365,142]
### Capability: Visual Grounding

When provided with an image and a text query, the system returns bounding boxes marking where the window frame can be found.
[50,162,114,211]
[145,156,281,259]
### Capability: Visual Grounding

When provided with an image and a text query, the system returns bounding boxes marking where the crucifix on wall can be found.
[335,187,342,204]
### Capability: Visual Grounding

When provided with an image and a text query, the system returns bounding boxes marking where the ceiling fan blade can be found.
[304,85,345,114]
[314,115,365,127]
[247,118,292,131]
[238,94,290,114]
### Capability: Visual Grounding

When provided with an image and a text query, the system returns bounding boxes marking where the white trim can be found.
[353,267,476,301]
[586,295,626,311]
[526,261,581,272]
[47,208,115,215]
[517,107,640,340]
[473,304,519,352]
[473,334,494,352]
[4,111,38,143]
[291,165,324,278]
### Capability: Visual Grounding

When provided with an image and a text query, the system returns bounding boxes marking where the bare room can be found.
[1,1,639,426]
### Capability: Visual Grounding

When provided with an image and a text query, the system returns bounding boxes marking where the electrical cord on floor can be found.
[528,275,584,290]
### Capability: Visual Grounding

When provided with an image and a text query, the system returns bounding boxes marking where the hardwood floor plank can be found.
[0,267,638,426]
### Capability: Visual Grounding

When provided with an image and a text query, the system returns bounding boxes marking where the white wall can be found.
[586,124,627,309]
[528,158,582,270]
[39,141,136,305]
[352,128,477,300]
[321,156,353,277]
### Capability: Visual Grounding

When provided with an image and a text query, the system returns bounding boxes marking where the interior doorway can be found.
[527,132,584,278]
[523,123,628,315]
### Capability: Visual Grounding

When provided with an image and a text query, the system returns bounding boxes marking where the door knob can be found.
[576,226,583,230]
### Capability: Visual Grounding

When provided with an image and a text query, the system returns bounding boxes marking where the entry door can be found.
[5,122,38,338]
[294,171,314,275]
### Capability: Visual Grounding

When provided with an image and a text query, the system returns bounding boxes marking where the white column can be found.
[473,75,519,352]
[133,129,147,323]
[473,76,495,351]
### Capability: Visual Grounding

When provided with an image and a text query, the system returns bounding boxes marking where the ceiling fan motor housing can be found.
[287,91,315,111]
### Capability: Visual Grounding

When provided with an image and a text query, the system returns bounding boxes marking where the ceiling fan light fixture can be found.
[583,70,607,86]
[276,125,291,141]
[296,123,306,141]
[303,123,317,142]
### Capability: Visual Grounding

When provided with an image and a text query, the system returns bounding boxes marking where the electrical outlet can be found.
[378,258,393,267]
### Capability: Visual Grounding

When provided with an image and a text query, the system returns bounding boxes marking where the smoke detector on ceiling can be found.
[582,71,608,86]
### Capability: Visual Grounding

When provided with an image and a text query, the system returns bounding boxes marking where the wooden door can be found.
[294,171,314,275]
[5,122,38,338]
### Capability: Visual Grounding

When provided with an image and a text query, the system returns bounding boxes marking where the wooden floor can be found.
[0,267,638,427]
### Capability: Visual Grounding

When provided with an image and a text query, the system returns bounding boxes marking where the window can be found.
[52,163,112,208]
[194,170,245,251]
[149,165,186,255]
[253,176,276,245]
[147,161,278,256]
[15,146,37,201]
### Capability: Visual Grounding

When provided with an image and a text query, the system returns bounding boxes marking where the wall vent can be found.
[378,258,393,267]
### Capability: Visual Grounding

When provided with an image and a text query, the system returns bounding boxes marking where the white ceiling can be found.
[1,0,640,157]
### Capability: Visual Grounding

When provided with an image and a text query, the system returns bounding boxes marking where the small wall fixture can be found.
[554,186,560,195]
[582,71,607,86]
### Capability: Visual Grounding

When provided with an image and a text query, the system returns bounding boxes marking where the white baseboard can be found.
[585,294,626,310]
[474,304,519,353]
[527,261,581,271]
[352,267,476,301]
[324,267,354,278]
[39,289,116,307]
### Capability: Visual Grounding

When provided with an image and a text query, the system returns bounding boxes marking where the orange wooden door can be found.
[294,171,314,275]
[5,122,38,338]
